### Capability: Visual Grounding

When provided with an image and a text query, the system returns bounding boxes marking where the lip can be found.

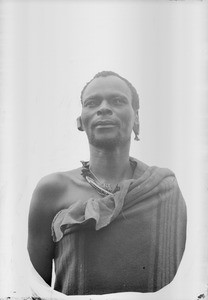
[96,124,117,129]
[94,120,119,127]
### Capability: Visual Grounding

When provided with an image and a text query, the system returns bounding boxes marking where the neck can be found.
[89,143,132,185]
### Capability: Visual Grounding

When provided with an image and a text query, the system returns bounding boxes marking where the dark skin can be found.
[28,173,70,285]
[27,75,139,286]
[28,169,102,285]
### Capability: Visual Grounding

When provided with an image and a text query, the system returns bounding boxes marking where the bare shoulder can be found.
[31,168,82,214]
[35,171,71,192]
[28,172,75,284]
[33,173,66,203]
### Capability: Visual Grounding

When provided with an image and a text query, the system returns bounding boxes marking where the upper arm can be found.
[27,174,66,285]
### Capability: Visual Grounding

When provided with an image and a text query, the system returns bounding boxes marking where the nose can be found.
[97,101,113,116]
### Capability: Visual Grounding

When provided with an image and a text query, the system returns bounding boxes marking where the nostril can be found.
[97,108,113,115]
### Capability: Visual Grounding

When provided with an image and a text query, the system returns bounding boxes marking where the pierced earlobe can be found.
[133,113,140,141]
[76,116,84,131]
[134,133,140,141]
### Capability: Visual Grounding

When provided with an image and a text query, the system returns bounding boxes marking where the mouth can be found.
[94,120,119,128]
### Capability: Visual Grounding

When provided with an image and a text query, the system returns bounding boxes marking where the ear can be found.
[133,111,139,135]
[76,116,84,131]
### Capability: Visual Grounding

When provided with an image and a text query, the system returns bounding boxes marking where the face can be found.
[81,75,136,150]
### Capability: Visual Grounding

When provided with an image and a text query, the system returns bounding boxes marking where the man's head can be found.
[81,71,139,112]
[79,71,140,150]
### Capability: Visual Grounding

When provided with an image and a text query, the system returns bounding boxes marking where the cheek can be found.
[81,111,91,130]
[120,111,135,129]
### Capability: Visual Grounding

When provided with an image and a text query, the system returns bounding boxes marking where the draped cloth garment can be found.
[51,158,187,295]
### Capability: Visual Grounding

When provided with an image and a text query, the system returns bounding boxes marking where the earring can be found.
[76,116,84,131]
[134,133,140,141]
[133,119,140,141]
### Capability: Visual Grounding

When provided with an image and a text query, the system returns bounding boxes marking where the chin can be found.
[89,134,129,150]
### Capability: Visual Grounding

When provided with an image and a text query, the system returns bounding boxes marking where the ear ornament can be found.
[134,133,140,141]
[76,116,84,131]
[133,115,140,141]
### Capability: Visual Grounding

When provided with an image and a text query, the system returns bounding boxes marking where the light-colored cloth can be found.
[51,158,187,295]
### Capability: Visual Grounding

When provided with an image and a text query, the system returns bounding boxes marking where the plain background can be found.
[0,0,207,298]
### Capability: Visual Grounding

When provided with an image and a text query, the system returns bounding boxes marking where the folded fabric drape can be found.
[51,158,187,295]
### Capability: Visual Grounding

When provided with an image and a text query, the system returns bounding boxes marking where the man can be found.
[28,71,187,295]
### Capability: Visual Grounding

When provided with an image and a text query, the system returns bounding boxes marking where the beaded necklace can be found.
[81,161,120,196]
[81,159,136,197]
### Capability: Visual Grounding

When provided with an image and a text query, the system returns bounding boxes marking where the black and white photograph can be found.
[0,1,207,299]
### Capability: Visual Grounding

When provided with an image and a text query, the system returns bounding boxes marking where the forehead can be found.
[82,76,132,101]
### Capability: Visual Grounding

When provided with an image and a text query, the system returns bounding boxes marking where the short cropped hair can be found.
[80,71,140,112]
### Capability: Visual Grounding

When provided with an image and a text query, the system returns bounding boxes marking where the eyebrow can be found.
[83,93,128,102]
[84,95,102,101]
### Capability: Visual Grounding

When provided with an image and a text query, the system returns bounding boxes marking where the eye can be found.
[84,99,98,108]
[111,96,126,105]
